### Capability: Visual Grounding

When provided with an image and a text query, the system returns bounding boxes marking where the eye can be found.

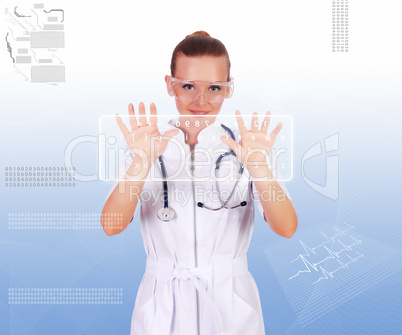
[182,84,195,90]
[209,85,222,93]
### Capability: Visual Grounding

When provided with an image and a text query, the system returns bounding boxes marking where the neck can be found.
[178,126,203,146]
[176,115,217,145]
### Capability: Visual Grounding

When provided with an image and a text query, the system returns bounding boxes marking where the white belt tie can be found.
[171,266,191,281]
[145,254,249,335]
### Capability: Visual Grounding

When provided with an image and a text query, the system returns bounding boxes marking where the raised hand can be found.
[115,102,180,169]
[220,110,282,170]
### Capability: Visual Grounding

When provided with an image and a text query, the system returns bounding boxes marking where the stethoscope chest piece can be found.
[157,207,176,222]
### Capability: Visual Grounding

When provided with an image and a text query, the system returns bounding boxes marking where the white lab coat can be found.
[106,116,293,335]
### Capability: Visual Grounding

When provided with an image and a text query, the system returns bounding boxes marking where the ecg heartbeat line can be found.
[288,222,364,284]
[311,251,364,284]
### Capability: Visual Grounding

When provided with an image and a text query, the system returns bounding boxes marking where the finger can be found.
[260,111,271,134]
[161,129,180,144]
[251,111,259,133]
[128,103,138,130]
[235,110,248,134]
[267,122,283,144]
[149,103,157,128]
[138,102,147,127]
[158,129,180,152]
[220,135,241,158]
[115,113,130,138]
[164,128,180,138]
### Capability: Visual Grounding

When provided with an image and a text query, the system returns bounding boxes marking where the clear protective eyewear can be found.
[168,76,234,104]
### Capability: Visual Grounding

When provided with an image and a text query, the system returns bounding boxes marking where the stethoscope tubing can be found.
[157,124,247,221]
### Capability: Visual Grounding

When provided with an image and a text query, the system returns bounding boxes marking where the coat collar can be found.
[166,116,236,149]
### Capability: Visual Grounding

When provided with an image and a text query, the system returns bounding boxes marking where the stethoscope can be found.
[157,124,248,222]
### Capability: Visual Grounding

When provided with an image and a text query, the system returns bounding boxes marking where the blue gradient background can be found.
[1,1,401,334]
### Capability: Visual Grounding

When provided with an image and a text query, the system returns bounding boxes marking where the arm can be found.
[249,164,297,238]
[101,102,179,236]
[220,110,297,238]
[101,158,149,236]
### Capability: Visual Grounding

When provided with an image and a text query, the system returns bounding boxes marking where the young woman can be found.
[101,31,297,335]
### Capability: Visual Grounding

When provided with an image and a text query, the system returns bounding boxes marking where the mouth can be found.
[189,110,209,115]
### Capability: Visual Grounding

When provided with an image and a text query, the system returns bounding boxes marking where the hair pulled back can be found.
[170,30,231,81]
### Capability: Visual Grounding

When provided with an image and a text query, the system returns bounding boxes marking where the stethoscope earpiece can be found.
[197,200,247,211]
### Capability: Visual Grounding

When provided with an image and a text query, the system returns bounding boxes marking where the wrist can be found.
[246,163,274,180]
[124,157,151,181]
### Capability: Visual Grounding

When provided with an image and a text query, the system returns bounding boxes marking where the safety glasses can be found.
[168,76,234,104]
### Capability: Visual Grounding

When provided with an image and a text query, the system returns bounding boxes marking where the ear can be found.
[224,86,230,98]
[165,75,174,96]
[225,77,234,98]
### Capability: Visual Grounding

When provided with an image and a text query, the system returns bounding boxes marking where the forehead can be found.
[174,55,228,82]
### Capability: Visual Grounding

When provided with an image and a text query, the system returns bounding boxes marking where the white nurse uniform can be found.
[106,117,292,335]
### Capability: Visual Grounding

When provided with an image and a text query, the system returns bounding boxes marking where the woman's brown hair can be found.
[170,31,231,81]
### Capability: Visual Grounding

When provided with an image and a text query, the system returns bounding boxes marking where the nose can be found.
[194,92,208,106]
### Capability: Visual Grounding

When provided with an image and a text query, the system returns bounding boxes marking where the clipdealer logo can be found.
[63,132,339,201]
[302,133,339,200]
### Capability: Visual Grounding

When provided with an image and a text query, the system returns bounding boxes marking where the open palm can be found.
[221,110,282,169]
[115,102,179,167]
